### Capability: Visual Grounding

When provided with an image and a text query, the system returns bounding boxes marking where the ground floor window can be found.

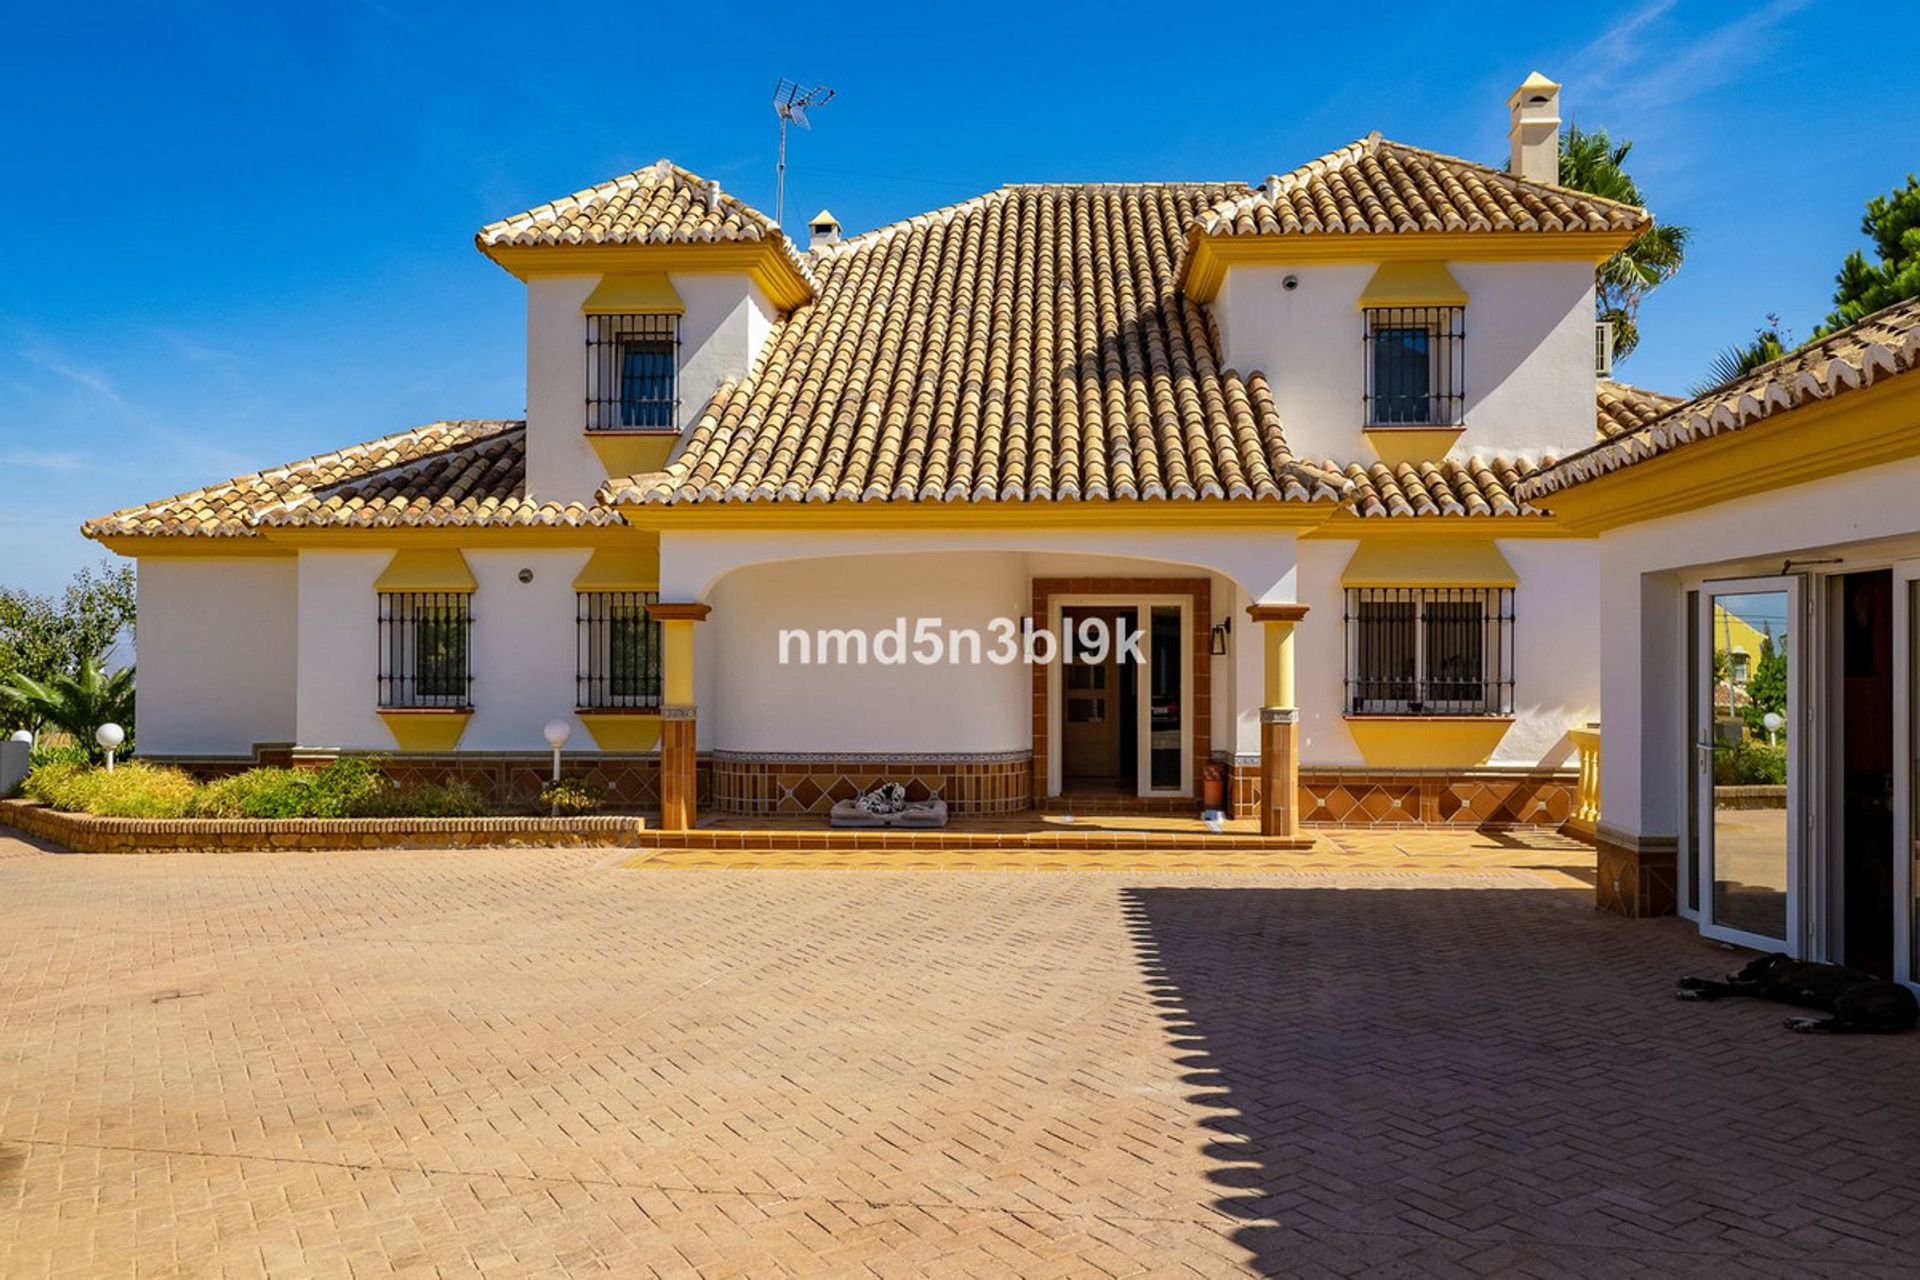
[1344,587,1514,715]
[577,591,662,711]
[377,592,473,708]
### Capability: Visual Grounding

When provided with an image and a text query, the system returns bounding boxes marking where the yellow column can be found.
[1247,603,1309,839]
[648,602,711,831]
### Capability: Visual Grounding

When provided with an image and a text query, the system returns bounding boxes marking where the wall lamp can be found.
[1210,616,1231,656]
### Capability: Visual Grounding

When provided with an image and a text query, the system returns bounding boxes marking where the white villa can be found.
[83,74,1920,984]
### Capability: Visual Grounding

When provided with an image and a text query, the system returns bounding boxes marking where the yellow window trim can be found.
[576,712,662,753]
[1356,261,1468,309]
[580,273,685,315]
[1340,539,1517,587]
[1344,716,1514,769]
[572,547,660,592]
[373,549,476,592]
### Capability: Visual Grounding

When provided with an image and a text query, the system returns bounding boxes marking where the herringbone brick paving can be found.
[1,830,1916,1276]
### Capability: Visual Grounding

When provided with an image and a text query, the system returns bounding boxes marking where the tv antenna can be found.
[772,79,835,226]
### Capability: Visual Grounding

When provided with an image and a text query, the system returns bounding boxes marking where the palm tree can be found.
[1,655,135,757]
[1692,325,1791,396]
[1555,125,1690,361]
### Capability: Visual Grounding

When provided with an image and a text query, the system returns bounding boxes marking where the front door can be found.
[1061,606,1137,789]
[1697,577,1803,952]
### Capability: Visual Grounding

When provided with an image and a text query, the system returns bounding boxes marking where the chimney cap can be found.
[1507,70,1562,108]
[809,208,839,229]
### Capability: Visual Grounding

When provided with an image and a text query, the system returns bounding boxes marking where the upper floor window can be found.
[576,591,663,711]
[1364,306,1464,427]
[586,313,679,430]
[378,592,473,709]
[1345,587,1513,716]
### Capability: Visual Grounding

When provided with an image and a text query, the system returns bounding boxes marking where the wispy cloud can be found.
[1569,0,1815,119]
[19,347,130,411]
[0,449,84,472]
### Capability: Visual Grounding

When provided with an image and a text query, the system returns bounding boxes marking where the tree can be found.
[1555,125,1690,361]
[1741,632,1788,739]
[0,561,136,699]
[1813,174,1920,337]
[1,655,136,754]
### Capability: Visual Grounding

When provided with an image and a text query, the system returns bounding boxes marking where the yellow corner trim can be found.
[1341,539,1517,587]
[587,432,678,480]
[373,548,476,592]
[576,713,663,752]
[478,242,813,311]
[1356,261,1468,308]
[572,545,660,592]
[379,710,472,752]
[1345,717,1513,768]
[581,273,685,315]
[1182,229,1637,301]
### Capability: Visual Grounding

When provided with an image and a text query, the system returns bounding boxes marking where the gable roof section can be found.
[477,159,780,248]
[605,183,1350,506]
[83,421,624,539]
[1193,135,1651,240]
[1521,296,1920,501]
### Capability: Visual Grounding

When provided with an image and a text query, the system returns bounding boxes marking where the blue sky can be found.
[2,0,1913,595]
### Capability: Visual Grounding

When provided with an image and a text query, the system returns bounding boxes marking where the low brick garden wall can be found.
[0,799,648,854]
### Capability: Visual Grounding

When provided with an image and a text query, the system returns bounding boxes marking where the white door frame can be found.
[1046,593,1193,799]
[1696,575,1805,954]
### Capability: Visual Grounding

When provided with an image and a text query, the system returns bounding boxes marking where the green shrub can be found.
[349,777,492,818]
[1714,739,1786,786]
[188,768,320,818]
[539,776,606,816]
[27,761,197,818]
[28,741,92,772]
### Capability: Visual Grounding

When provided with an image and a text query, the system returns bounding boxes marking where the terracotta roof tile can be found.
[1595,380,1683,438]
[83,422,625,538]
[603,183,1348,506]
[1193,134,1651,240]
[477,159,779,248]
[1332,455,1549,519]
[1522,296,1920,500]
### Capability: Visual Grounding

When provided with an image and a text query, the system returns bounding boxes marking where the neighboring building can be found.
[88,74,1656,836]
[1518,295,1920,986]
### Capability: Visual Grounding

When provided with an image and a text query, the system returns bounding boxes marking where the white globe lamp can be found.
[95,722,126,771]
[8,730,31,744]
[1761,710,1784,747]
[542,719,573,782]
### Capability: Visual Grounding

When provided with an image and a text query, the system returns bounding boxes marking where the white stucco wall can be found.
[524,273,776,505]
[1291,537,1600,769]
[135,556,298,756]
[1214,260,1598,461]
[1597,454,1920,841]
[294,551,386,750]
[703,552,1032,753]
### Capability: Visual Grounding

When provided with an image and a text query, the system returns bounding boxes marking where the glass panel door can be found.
[1697,578,1802,952]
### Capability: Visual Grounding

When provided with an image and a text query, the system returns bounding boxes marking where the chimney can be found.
[706,179,722,212]
[1507,71,1562,184]
[808,208,841,251]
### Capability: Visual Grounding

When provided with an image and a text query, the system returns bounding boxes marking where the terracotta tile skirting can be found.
[1216,759,1579,828]
[710,753,1032,817]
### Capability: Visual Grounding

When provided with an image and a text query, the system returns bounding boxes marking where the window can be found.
[1729,651,1751,684]
[586,313,679,430]
[577,591,663,711]
[378,592,473,708]
[1345,587,1513,715]
[1364,306,1464,427]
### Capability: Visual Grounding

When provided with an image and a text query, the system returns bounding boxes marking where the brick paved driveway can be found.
[2,833,1918,1277]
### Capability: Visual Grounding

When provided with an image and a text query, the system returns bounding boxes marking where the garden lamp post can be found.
[542,719,572,783]
[95,723,125,772]
[8,730,30,745]
[1762,711,1783,748]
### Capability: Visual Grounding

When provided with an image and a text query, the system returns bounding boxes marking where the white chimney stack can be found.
[1507,71,1562,185]
[808,208,841,251]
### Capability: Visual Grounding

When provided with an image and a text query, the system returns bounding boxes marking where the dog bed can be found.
[828,783,949,829]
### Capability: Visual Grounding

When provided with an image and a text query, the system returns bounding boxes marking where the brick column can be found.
[649,602,711,832]
[1247,604,1309,838]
